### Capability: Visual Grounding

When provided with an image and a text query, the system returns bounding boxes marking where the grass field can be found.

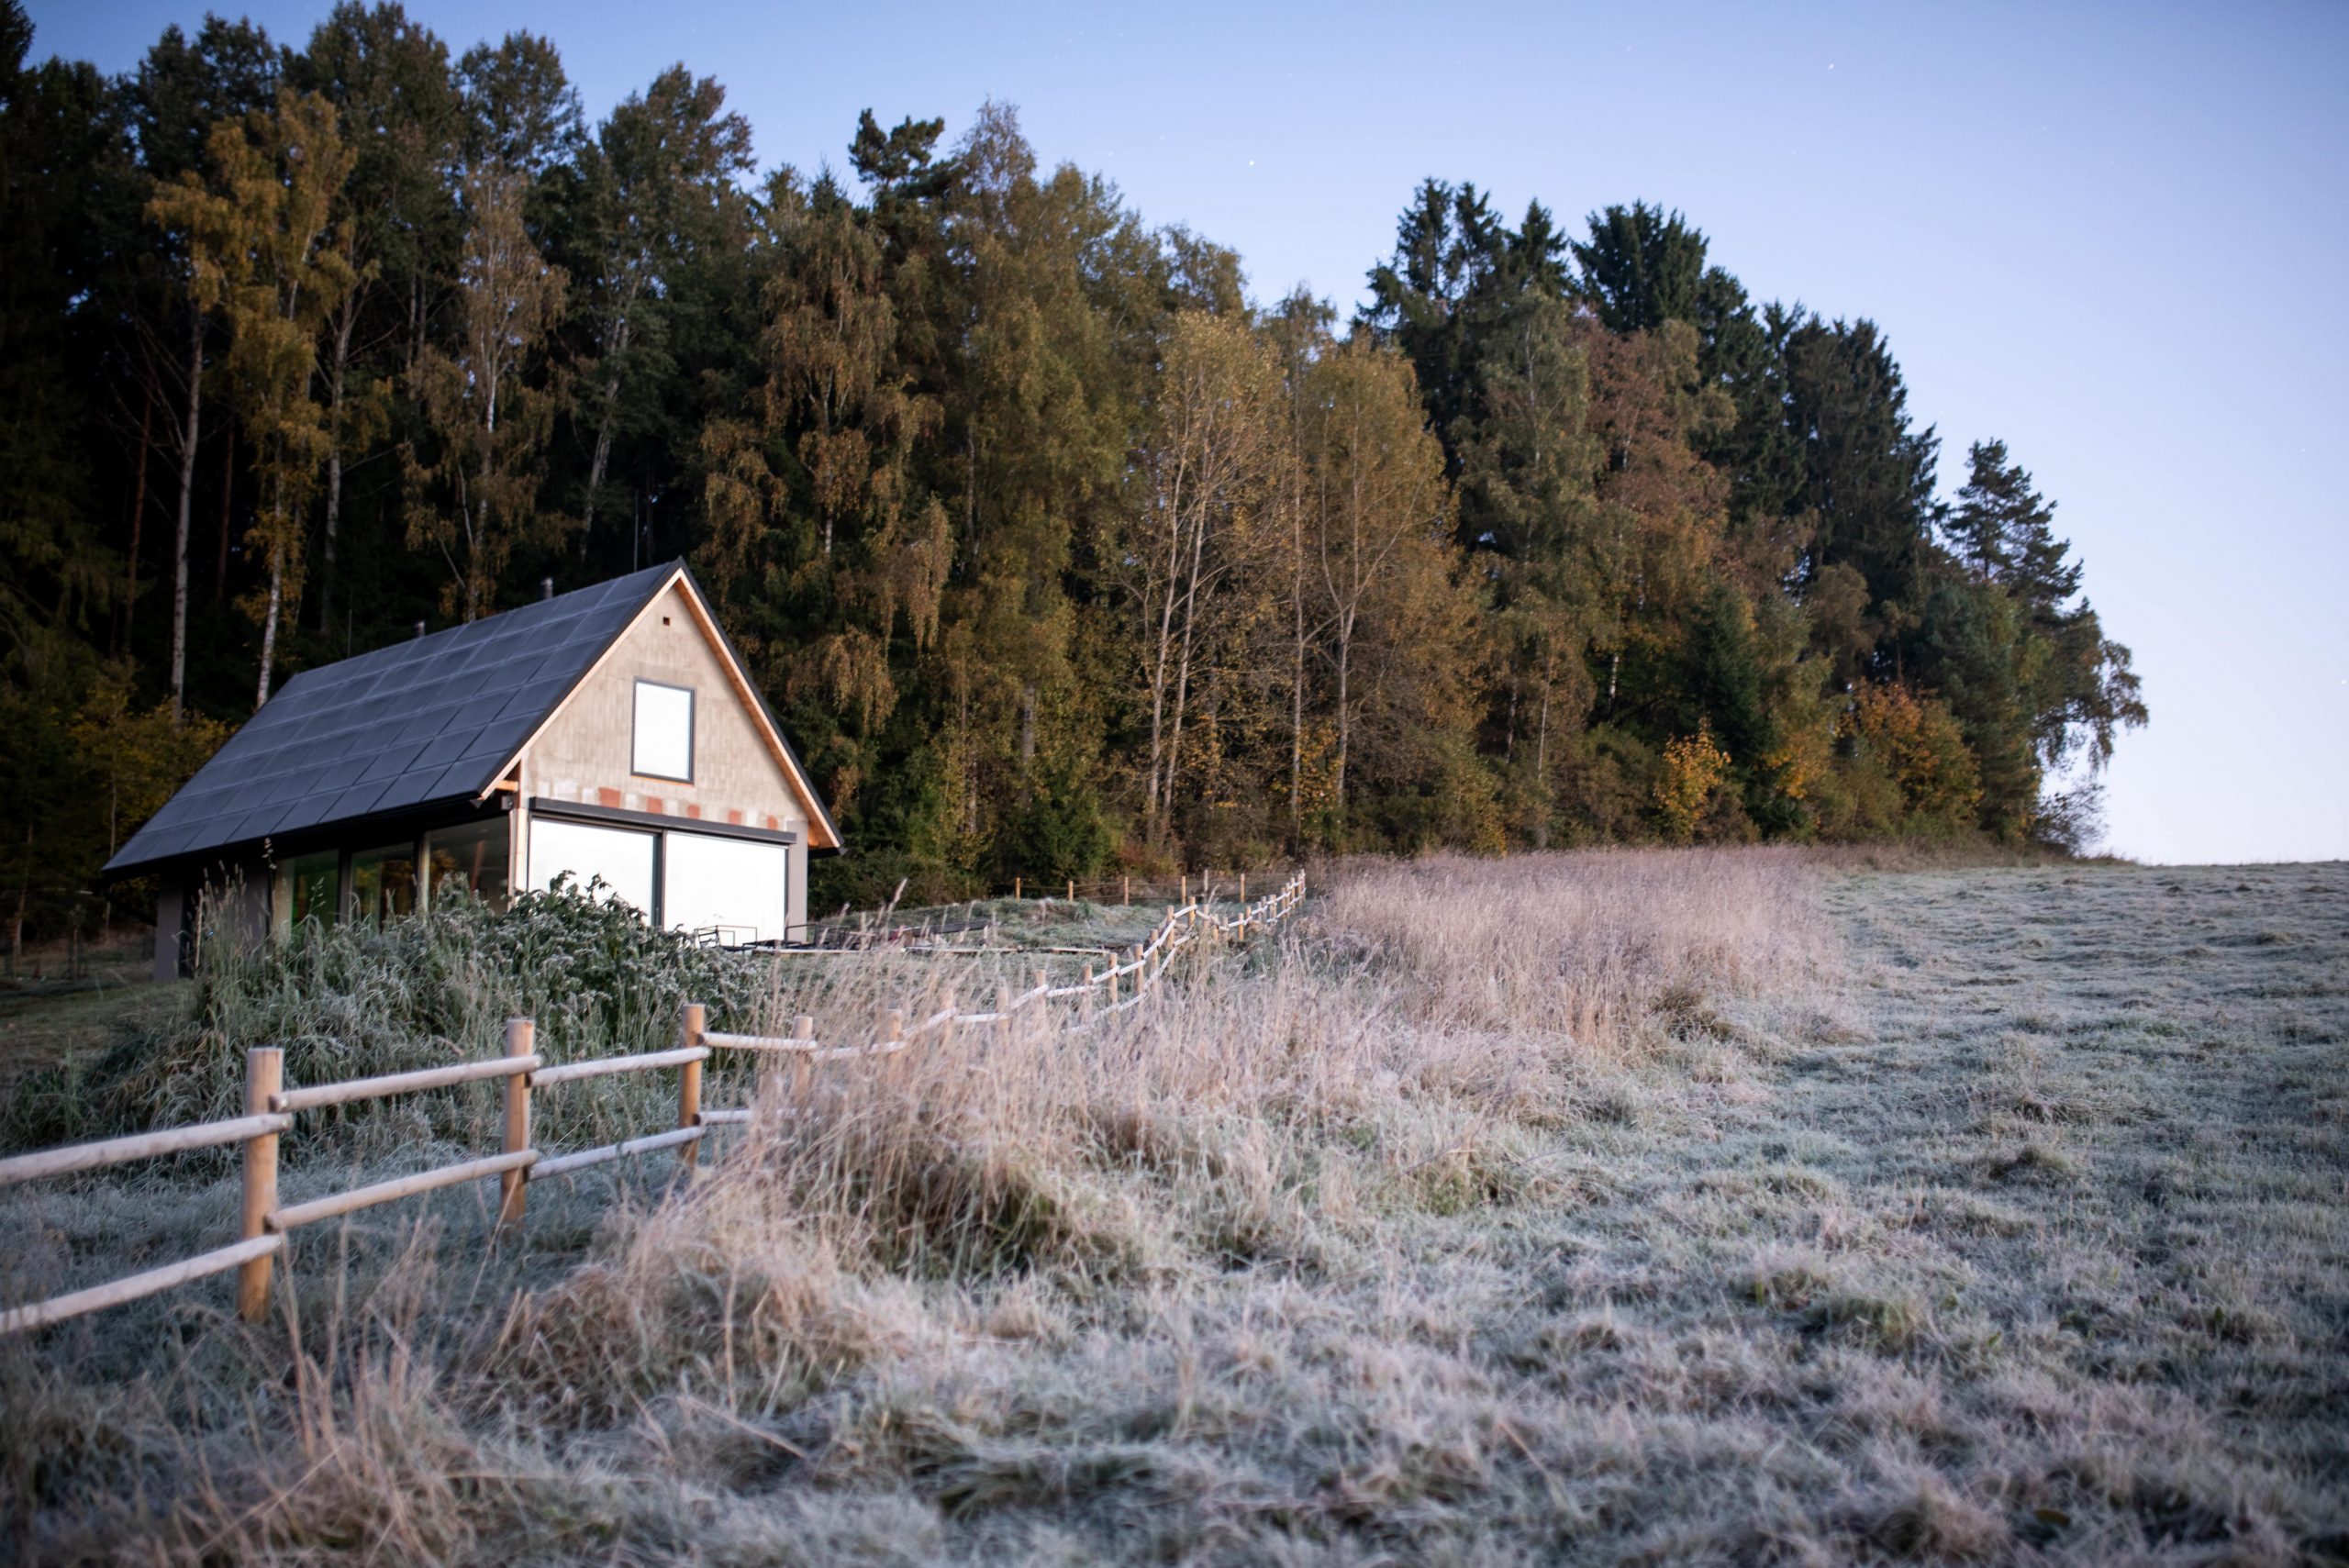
[3,853,2343,1564]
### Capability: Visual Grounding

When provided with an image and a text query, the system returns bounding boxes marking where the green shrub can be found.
[5,883,774,1155]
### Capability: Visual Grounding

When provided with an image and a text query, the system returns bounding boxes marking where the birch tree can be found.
[1303,338,1451,824]
[150,88,358,706]
[403,165,568,620]
[1129,309,1278,842]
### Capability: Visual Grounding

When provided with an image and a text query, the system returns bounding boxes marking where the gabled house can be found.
[106,562,841,980]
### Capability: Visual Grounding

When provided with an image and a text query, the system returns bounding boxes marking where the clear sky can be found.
[30,0,2349,864]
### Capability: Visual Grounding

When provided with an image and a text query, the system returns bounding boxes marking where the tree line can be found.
[0,3,2146,946]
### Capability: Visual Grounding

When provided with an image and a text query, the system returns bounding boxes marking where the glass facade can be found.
[426,817,510,910]
[349,842,417,924]
[278,851,339,931]
[527,817,657,917]
[663,830,785,943]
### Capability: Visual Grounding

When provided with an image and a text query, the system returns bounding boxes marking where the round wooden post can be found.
[791,1013,816,1103]
[498,1018,533,1234]
[1122,873,1130,906]
[1014,875,1021,901]
[677,1003,705,1170]
[1067,878,1074,902]
[238,1047,282,1322]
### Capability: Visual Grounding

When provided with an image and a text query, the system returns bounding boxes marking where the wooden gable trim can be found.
[669,573,843,850]
[474,566,841,849]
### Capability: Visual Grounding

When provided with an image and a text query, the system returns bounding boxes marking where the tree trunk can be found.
[256,550,284,708]
[215,422,233,603]
[1019,683,1036,765]
[124,384,152,653]
[579,316,629,559]
[1532,648,1553,851]
[170,306,203,723]
[1331,605,1354,819]
[9,823,28,980]
[1289,511,1305,841]
[316,306,355,633]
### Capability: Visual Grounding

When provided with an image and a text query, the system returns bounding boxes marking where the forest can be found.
[0,3,2146,944]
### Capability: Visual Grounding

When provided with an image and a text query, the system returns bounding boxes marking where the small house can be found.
[106,562,841,979]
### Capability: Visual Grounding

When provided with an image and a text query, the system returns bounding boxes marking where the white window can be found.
[663,831,786,944]
[528,818,656,918]
[632,680,694,781]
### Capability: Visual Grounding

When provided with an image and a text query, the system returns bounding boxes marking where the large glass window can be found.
[349,842,417,924]
[632,680,694,781]
[527,817,656,918]
[426,817,510,911]
[663,831,785,944]
[277,851,338,932]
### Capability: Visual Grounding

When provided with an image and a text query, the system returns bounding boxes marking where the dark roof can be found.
[106,564,681,875]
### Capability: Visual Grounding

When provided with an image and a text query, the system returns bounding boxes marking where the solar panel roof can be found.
[106,563,682,875]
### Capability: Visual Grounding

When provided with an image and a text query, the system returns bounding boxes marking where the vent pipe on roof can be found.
[541,576,553,601]
[413,620,426,639]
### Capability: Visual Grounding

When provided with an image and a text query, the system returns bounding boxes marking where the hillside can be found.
[4,852,2343,1563]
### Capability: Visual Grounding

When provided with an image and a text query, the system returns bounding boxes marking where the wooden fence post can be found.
[677,1003,705,1170]
[792,1013,815,1103]
[238,1047,282,1322]
[1122,873,1130,906]
[1014,875,1021,901]
[498,1018,533,1234]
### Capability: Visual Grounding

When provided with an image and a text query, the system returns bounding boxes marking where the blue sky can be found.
[32,0,2349,864]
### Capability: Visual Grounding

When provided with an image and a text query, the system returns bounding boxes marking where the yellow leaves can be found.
[151,88,362,624]
[791,627,897,733]
[876,496,952,653]
[405,166,572,619]
[1845,682,1983,822]
[67,667,233,840]
[1655,721,1731,844]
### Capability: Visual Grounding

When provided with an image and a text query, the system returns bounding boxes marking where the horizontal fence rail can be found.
[0,872,1305,1336]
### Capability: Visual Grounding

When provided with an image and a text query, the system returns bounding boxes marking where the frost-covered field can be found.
[6,854,2344,1565]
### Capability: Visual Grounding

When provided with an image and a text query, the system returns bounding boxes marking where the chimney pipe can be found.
[413,620,426,639]
[541,576,553,601]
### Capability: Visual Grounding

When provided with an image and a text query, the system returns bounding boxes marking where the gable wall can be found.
[518,579,814,932]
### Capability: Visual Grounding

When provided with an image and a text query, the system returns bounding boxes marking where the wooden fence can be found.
[796,867,1288,950]
[0,873,1304,1337]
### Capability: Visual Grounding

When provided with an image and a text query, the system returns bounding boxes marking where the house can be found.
[106,562,841,980]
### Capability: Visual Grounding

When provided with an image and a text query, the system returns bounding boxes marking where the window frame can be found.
[630,678,696,784]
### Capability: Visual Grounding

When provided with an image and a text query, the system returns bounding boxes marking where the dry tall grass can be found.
[6,851,2344,1566]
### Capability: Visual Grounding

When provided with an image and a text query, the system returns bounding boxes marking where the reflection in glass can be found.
[632,680,694,780]
[278,851,338,930]
[427,816,510,910]
[350,842,417,924]
[527,817,656,918]
[663,831,785,944]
